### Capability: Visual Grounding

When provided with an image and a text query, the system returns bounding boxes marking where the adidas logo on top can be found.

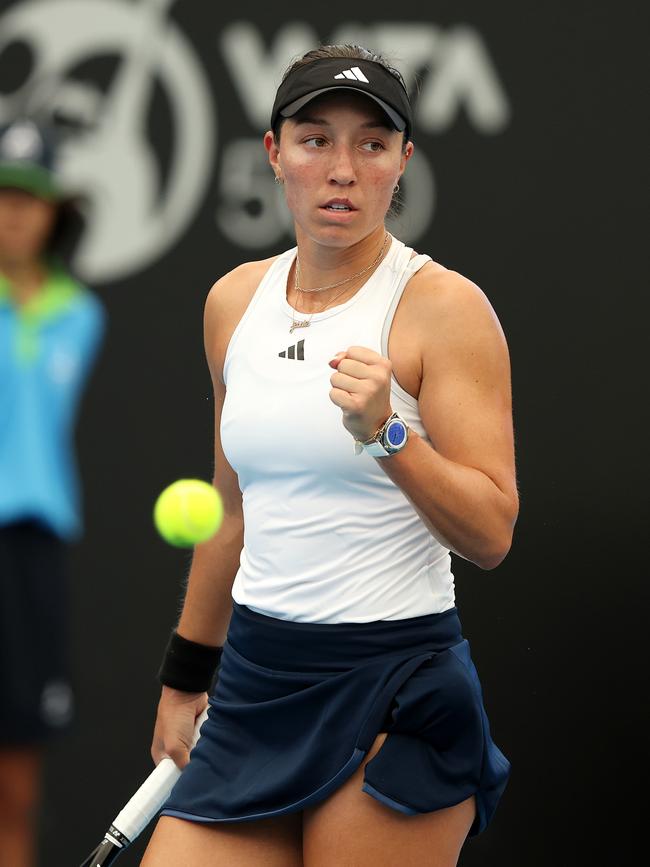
[279,339,305,360]
[334,67,369,83]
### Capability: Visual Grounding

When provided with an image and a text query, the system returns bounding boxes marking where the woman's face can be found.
[0,187,58,265]
[265,91,413,248]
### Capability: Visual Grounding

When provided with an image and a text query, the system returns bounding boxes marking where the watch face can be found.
[385,419,407,448]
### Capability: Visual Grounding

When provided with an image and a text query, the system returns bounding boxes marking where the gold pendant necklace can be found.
[289,233,390,333]
[289,319,311,334]
[289,282,352,333]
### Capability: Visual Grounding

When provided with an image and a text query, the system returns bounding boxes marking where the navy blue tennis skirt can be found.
[161,601,511,837]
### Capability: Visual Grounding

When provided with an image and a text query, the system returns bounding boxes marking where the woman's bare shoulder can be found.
[403,258,508,364]
[203,255,283,385]
[408,258,500,323]
[205,255,281,319]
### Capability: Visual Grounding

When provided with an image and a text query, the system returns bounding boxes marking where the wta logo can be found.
[0,2,510,281]
[0,0,215,283]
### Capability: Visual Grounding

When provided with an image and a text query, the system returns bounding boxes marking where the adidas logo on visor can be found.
[334,67,369,83]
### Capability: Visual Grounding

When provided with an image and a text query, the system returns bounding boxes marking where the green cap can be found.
[0,119,69,202]
[0,163,66,201]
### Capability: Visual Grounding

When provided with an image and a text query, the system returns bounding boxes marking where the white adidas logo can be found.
[334,67,369,83]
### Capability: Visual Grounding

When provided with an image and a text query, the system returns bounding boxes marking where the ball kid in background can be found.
[0,118,105,867]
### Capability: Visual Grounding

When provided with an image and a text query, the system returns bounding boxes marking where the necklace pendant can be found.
[290,320,310,334]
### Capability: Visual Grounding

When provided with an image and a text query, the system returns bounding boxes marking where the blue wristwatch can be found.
[354,411,410,457]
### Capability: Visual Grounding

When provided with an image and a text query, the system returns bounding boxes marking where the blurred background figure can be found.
[0,118,105,867]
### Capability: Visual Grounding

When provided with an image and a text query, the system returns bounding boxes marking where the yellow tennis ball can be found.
[153,479,224,547]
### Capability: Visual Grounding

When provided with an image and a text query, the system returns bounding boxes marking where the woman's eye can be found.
[362,141,384,152]
[305,137,327,147]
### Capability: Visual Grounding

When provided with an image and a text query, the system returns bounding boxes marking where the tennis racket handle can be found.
[111,707,209,843]
[111,756,181,841]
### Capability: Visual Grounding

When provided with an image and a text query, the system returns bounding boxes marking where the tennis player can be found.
[0,118,105,867]
[143,44,518,867]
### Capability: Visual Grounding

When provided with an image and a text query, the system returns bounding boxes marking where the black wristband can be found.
[158,630,223,693]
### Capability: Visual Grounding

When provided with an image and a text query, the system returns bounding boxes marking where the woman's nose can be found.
[328,146,356,185]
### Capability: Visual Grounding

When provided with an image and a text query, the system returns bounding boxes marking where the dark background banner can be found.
[0,1,645,864]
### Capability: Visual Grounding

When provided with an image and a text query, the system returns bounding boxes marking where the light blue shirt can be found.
[0,264,105,540]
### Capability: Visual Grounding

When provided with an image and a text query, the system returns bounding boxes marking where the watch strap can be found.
[363,439,391,457]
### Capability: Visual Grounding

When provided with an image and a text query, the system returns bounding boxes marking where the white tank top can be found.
[221,235,456,623]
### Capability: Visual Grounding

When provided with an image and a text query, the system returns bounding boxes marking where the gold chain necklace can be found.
[289,233,390,334]
[295,232,390,293]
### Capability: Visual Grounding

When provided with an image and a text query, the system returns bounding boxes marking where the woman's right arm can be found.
[151,274,245,768]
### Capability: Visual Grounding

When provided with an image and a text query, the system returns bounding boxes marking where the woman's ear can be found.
[264,130,281,177]
[398,139,414,179]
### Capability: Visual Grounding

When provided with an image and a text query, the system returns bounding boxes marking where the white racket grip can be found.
[112,707,209,843]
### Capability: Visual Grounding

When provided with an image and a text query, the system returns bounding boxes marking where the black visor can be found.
[271,58,412,140]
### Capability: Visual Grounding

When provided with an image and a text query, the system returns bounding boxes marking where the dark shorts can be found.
[0,520,75,744]
[162,601,511,837]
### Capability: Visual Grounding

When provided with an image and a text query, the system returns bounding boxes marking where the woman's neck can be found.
[289,227,389,313]
[0,258,48,305]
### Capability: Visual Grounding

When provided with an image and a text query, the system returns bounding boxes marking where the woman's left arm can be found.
[329,270,519,571]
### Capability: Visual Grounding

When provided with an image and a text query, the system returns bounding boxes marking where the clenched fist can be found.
[328,345,393,442]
